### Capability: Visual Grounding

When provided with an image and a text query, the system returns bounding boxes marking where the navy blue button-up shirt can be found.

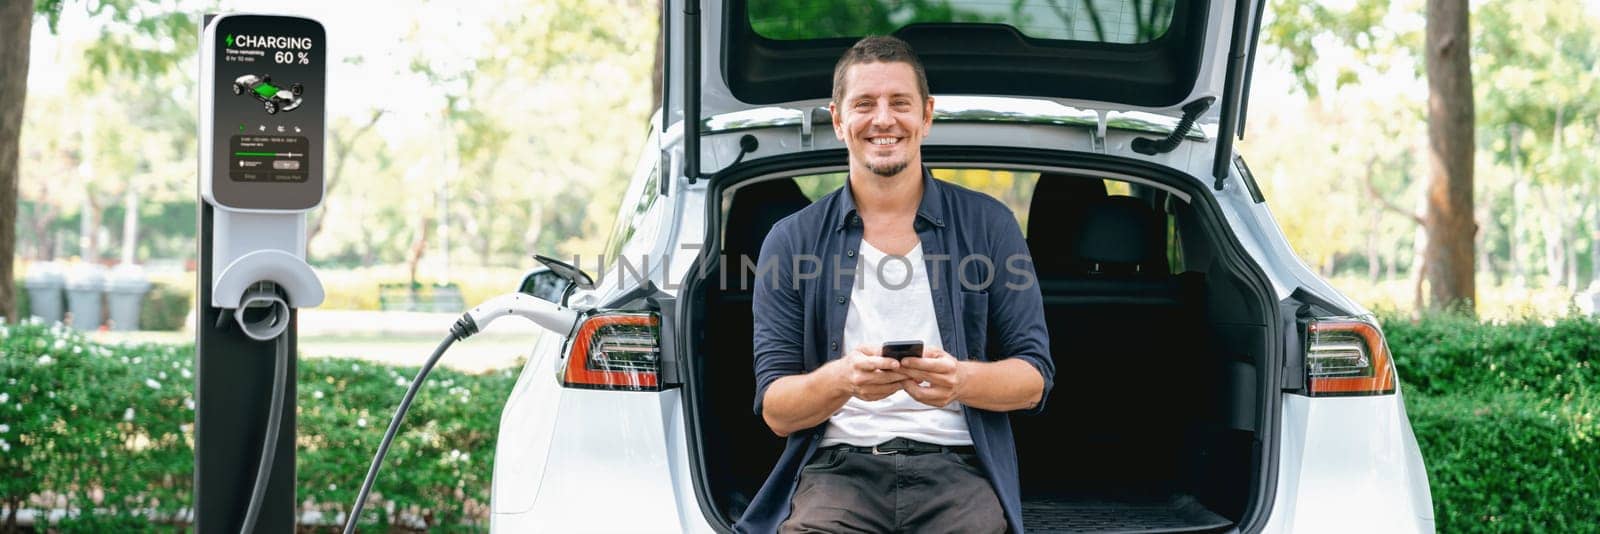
[737,167,1054,533]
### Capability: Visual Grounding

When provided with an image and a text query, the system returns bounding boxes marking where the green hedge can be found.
[3,313,1597,531]
[1384,314,1600,532]
[1384,314,1600,398]
[0,320,516,530]
[1405,393,1600,532]
[138,282,191,332]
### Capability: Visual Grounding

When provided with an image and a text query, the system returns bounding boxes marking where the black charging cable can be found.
[341,321,472,533]
[339,292,575,532]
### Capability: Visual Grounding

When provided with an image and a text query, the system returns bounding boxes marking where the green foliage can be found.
[138,281,191,332]
[13,280,26,319]
[1384,314,1600,398]
[0,320,517,529]
[1263,0,1418,97]
[749,0,1000,40]
[299,356,517,530]
[1250,0,1600,293]
[1385,313,1600,532]
[747,0,1175,43]
[4,307,1599,530]
[1406,393,1600,532]
[0,322,193,529]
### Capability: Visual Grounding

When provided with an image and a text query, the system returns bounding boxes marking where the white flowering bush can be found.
[0,319,517,531]
[0,319,189,531]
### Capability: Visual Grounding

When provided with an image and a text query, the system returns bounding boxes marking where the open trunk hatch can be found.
[667,0,1263,121]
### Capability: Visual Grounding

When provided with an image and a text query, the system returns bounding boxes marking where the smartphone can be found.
[881,340,924,360]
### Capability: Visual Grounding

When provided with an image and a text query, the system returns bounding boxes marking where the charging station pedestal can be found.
[195,13,326,533]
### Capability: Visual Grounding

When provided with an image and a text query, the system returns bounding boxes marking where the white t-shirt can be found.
[820,240,974,447]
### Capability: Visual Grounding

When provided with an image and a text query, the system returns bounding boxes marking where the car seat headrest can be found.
[1027,173,1108,273]
[723,178,812,273]
[1075,196,1169,275]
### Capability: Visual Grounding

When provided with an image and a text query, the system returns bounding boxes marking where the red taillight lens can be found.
[562,313,660,391]
[1306,318,1396,396]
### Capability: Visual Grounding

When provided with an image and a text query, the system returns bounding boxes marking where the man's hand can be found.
[898,347,968,408]
[832,345,909,402]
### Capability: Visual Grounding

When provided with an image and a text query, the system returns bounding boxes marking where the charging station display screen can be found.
[208,15,325,210]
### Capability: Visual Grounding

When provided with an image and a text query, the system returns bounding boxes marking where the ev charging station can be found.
[194,12,586,533]
[196,13,326,533]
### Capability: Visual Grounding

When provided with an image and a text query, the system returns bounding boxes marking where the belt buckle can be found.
[870,444,898,455]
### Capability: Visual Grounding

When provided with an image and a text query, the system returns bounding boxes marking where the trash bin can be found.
[22,263,66,324]
[106,264,152,331]
[64,264,107,331]
[1579,285,1600,317]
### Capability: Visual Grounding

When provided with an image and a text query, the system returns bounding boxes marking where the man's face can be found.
[830,61,935,178]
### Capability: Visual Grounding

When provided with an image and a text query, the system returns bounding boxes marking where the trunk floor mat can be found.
[1021,494,1233,533]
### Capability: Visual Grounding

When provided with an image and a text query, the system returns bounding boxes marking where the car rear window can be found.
[748,0,1177,44]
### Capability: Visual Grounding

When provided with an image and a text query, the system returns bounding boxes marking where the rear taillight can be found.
[1305,317,1396,396]
[562,312,661,391]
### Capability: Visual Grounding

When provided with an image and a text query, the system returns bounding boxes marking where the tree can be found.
[308,109,386,245]
[1266,0,1476,311]
[2,1,196,323]
[1422,0,1474,310]
[1474,1,1600,292]
[0,0,31,324]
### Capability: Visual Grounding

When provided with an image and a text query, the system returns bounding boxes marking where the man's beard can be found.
[867,158,909,177]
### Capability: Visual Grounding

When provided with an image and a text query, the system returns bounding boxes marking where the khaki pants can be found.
[779,446,1007,534]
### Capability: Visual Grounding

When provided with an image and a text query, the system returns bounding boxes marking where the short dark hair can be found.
[831,36,930,106]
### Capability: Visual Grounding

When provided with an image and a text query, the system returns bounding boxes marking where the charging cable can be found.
[234,282,291,534]
[342,293,578,533]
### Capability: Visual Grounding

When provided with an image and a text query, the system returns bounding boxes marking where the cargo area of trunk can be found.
[682,169,1273,533]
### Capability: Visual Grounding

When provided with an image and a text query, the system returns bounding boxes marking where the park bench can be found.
[377,282,465,313]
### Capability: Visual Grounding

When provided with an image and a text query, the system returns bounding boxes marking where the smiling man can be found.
[738,36,1055,534]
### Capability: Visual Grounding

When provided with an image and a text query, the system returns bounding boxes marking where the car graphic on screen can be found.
[232,74,303,115]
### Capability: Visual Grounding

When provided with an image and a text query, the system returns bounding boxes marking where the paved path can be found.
[92,309,543,373]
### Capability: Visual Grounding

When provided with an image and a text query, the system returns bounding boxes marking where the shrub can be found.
[139,282,193,332]
[1383,314,1600,398]
[298,357,516,530]
[1405,392,1600,532]
[0,320,517,530]
[0,321,193,530]
[1385,313,1600,532]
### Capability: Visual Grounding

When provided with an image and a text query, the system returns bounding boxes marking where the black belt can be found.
[825,437,976,456]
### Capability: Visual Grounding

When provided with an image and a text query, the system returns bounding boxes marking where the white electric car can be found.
[488,0,1435,531]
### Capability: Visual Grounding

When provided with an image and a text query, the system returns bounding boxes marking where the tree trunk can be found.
[26,201,55,260]
[1537,185,1564,287]
[1367,206,1381,282]
[407,217,432,287]
[1475,201,1491,286]
[0,0,31,323]
[5,495,19,533]
[1423,0,1476,312]
[1562,187,1578,293]
[1590,179,1600,290]
[80,195,103,264]
[308,109,384,245]
[1509,130,1526,287]
[121,187,138,264]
